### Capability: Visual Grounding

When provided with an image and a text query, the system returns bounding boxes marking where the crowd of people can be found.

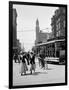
[13,50,48,76]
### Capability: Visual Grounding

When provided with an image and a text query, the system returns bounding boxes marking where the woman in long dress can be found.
[30,52,36,74]
[20,53,28,76]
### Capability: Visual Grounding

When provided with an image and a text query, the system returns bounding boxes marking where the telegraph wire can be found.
[17,27,51,32]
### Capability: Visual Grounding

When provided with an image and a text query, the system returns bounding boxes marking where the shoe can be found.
[21,73,23,76]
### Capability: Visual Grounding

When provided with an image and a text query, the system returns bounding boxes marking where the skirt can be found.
[20,62,28,74]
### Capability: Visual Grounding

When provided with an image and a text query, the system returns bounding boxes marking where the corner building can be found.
[51,7,65,57]
[51,7,65,38]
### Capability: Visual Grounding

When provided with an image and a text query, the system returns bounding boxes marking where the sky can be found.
[13,4,58,51]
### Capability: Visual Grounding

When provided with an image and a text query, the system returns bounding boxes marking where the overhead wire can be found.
[17,27,51,32]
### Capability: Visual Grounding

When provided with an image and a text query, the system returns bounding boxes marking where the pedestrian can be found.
[20,53,28,76]
[13,53,18,63]
[38,53,42,67]
[30,52,36,74]
[39,53,45,69]
[44,57,48,70]
[17,53,21,63]
[26,52,30,65]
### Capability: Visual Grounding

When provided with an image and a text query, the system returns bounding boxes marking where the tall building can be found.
[35,19,40,44]
[35,19,51,45]
[51,7,65,38]
[13,8,17,49]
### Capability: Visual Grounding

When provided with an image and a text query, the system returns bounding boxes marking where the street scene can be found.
[13,58,65,86]
[12,4,66,86]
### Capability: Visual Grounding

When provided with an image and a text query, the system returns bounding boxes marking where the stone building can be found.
[13,8,17,49]
[17,39,21,52]
[51,7,65,38]
[50,7,66,57]
[35,19,51,45]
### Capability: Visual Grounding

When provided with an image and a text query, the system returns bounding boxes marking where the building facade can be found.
[50,7,66,57]
[51,7,65,38]
[17,39,21,52]
[13,8,17,49]
[35,19,51,45]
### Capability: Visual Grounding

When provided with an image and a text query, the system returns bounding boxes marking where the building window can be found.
[56,22,60,31]
[56,18,60,31]
[58,25,59,30]
[58,30,60,36]
[64,20,65,28]
[56,30,60,37]
[56,31,59,37]
[56,24,58,31]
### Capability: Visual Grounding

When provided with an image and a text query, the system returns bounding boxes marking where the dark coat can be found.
[30,54,35,64]
[26,53,31,65]
[39,53,45,67]
[14,54,18,60]
[22,55,26,63]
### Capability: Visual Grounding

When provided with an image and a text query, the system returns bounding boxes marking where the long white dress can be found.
[20,55,28,74]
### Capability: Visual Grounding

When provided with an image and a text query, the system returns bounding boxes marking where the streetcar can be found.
[35,38,65,64]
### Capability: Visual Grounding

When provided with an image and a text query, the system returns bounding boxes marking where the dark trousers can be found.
[41,59,45,68]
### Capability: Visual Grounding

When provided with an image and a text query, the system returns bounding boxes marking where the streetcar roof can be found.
[35,39,65,46]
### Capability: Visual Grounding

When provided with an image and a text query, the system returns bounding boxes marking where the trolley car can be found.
[35,38,65,64]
